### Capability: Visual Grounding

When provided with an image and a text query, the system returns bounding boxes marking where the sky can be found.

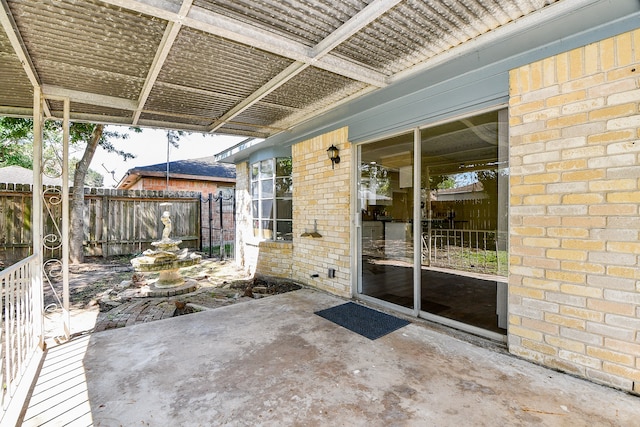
[88,126,246,187]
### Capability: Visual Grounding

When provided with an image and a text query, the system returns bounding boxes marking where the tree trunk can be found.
[70,124,103,264]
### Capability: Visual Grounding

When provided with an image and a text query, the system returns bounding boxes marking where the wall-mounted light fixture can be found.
[327,144,340,169]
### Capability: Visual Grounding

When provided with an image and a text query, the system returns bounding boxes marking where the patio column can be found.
[61,98,70,339]
[32,88,44,349]
[42,94,72,340]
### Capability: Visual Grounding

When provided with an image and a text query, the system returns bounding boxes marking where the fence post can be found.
[219,190,224,261]
[198,195,203,253]
[102,194,109,258]
[233,189,236,261]
[208,193,213,258]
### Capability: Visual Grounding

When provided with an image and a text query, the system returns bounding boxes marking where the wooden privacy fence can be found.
[0,184,201,265]
[83,188,201,257]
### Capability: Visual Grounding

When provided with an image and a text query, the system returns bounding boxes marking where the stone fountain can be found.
[131,209,201,296]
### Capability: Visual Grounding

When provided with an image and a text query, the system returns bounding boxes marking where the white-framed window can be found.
[251,158,292,241]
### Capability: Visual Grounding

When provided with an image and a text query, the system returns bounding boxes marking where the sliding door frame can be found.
[352,104,509,342]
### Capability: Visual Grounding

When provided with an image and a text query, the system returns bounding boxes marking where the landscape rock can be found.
[99,300,122,312]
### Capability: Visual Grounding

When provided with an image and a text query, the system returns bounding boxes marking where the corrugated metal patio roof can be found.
[1,0,560,139]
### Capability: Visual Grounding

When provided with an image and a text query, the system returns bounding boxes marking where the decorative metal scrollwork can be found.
[42,161,64,310]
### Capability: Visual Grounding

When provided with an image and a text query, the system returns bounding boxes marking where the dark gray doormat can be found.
[315,302,410,340]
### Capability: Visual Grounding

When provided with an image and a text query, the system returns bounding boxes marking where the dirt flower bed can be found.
[44,256,302,334]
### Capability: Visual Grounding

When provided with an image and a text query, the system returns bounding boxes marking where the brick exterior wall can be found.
[291,127,351,297]
[508,29,640,392]
[235,128,351,296]
[256,241,293,278]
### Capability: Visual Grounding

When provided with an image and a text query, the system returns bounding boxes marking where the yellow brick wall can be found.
[234,128,351,294]
[291,127,351,297]
[509,29,640,392]
[255,241,293,279]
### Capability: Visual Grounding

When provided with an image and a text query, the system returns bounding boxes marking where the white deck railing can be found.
[1,254,44,426]
[422,229,507,276]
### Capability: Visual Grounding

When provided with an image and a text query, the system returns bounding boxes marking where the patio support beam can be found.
[0,0,51,117]
[32,88,44,350]
[42,86,138,111]
[132,0,194,125]
[311,0,402,58]
[40,94,72,340]
[208,62,308,132]
[0,106,33,116]
[61,98,71,340]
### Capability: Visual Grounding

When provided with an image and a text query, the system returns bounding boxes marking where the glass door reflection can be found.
[420,110,508,334]
[359,132,415,309]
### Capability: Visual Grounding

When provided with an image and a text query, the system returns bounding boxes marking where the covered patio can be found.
[2,0,640,424]
[20,289,640,426]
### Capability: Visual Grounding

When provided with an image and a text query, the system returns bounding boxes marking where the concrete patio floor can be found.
[22,289,639,426]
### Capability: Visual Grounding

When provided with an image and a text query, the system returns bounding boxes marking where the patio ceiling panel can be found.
[0,25,32,113]
[230,103,294,132]
[193,0,368,47]
[6,0,166,101]
[36,61,145,102]
[263,66,366,109]
[143,83,236,123]
[334,0,560,75]
[156,27,295,99]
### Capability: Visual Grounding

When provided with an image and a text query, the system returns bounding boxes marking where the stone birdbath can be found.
[131,210,201,294]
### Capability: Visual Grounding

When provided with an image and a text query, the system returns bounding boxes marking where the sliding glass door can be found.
[357,109,508,336]
[420,110,508,334]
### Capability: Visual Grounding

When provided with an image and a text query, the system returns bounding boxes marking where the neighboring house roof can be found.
[432,182,487,202]
[117,156,236,189]
[0,165,62,186]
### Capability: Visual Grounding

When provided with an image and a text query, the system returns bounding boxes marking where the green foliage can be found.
[360,163,391,198]
[0,117,35,141]
[0,140,32,168]
[433,175,456,190]
[275,158,292,197]
[84,168,104,187]
[69,157,104,187]
[0,117,135,182]
[420,172,456,190]
[166,129,183,149]
[0,117,33,168]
